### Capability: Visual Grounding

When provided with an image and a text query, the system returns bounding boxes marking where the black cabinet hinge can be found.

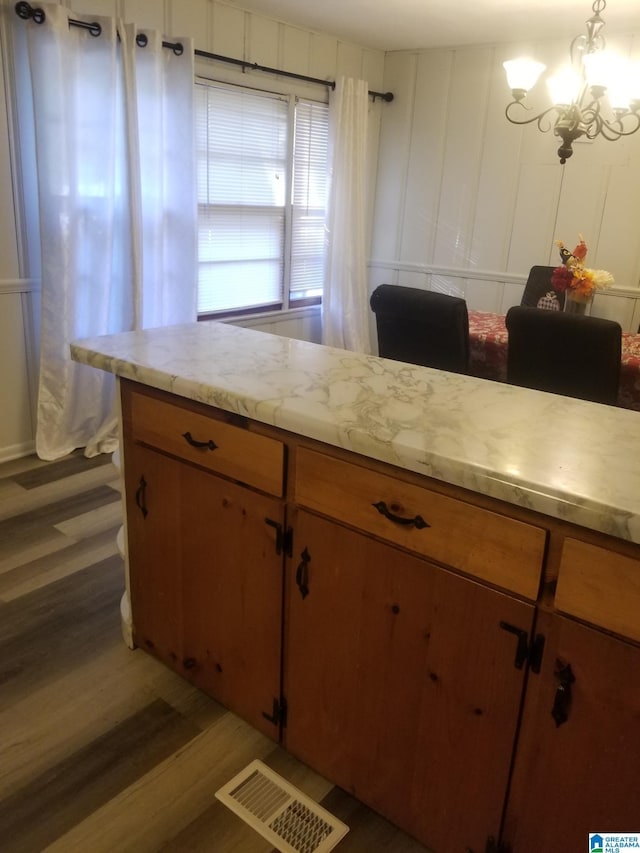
[283,526,293,558]
[528,632,545,674]
[265,519,293,557]
[499,622,545,673]
[262,696,288,728]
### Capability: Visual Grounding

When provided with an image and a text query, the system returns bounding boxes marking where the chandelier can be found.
[503,0,640,164]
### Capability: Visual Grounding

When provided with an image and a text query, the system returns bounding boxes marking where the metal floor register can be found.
[215,759,349,853]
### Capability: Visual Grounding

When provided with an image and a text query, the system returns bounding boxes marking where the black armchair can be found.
[521,265,565,310]
[370,284,469,374]
[505,306,622,405]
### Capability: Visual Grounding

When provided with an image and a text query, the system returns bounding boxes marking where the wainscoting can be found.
[0,282,39,463]
[0,450,431,852]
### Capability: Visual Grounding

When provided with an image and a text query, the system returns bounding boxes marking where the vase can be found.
[563,293,593,316]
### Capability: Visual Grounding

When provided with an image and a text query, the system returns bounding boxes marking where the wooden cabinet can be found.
[503,609,640,852]
[122,382,286,739]
[503,537,640,851]
[285,447,546,853]
[119,380,640,853]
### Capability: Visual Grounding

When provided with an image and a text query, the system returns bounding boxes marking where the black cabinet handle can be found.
[372,500,430,529]
[551,659,575,727]
[296,547,311,599]
[182,431,218,451]
[135,475,148,519]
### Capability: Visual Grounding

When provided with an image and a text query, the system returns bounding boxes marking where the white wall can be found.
[0,19,39,461]
[370,36,640,334]
[0,0,385,461]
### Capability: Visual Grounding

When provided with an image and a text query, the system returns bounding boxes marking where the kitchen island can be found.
[72,320,640,853]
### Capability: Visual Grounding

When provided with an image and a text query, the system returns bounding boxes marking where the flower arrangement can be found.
[551,235,614,304]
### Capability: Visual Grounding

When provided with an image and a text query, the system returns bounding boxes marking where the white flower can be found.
[589,269,614,289]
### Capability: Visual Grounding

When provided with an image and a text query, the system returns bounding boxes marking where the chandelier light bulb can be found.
[582,50,616,89]
[547,68,582,106]
[503,58,546,96]
[607,80,631,111]
[605,55,632,109]
[627,60,640,104]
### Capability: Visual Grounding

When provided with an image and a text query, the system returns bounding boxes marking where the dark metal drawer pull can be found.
[135,475,148,519]
[296,547,311,599]
[372,500,430,529]
[182,431,218,451]
[552,660,575,727]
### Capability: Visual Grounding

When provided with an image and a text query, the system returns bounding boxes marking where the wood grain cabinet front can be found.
[502,536,640,850]
[294,446,547,600]
[120,381,640,853]
[123,380,285,497]
[283,510,537,853]
[122,383,286,740]
[555,537,640,642]
[503,608,640,853]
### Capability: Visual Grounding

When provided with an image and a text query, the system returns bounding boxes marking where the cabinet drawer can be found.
[295,448,545,599]
[555,538,640,642]
[124,387,284,497]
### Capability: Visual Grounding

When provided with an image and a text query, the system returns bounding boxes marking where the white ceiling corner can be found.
[226,0,640,52]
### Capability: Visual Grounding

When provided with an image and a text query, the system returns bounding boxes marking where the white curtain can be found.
[321,76,372,353]
[15,5,197,460]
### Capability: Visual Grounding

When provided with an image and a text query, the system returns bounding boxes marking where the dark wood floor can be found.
[0,451,433,853]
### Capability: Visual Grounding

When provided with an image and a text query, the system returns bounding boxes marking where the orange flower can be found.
[570,267,596,301]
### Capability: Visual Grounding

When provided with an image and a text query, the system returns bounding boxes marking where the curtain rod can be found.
[14,1,394,103]
[193,48,394,102]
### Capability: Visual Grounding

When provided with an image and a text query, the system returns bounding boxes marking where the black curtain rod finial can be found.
[15,1,45,24]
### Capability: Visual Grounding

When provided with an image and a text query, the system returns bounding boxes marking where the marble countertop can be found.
[71,320,640,544]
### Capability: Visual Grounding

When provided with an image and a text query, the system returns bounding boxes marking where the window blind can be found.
[195,79,328,316]
[195,82,288,314]
[291,100,329,303]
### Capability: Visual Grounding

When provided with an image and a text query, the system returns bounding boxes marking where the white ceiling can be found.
[226,0,640,52]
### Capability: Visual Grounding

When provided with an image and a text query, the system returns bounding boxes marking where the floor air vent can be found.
[215,759,349,853]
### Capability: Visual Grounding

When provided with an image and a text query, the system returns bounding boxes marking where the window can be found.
[195,78,329,317]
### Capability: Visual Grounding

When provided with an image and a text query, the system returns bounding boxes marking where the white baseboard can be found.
[0,438,36,463]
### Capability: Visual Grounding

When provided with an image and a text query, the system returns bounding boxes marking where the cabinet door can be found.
[283,509,535,853]
[124,441,284,739]
[125,441,185,672]
[503,610,640,852]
